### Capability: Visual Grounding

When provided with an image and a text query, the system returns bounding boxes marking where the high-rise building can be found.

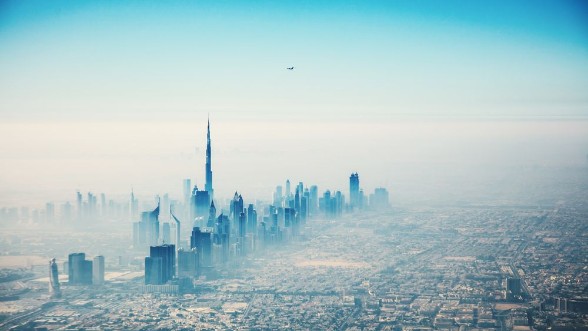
[145,244,175,285]
[92,256,105,285]
[87,192,97,219]
[300,194,309,223]
[145,256,163,285]
[230,192,244,224]
[318,190,344,219]
[214,214,230,264]
[76,191,83,222]
[369,187,390,210]
[101,193,107,218]
[68,253,93,285]
[207,201,216,227]
[134,202,160,247]
[194,189,210,220]
[335,191,344,216]
[506,277,522,300]
[349,173,360,210]
[183,178,191,220]
[191,227,212,267]
[49,258,61,298]
[247,204,257,234]
[61,202,72,223]
[45,202,55,222]
[162,223,171,244]
[171,209,182,251]
[284,207,296,234]
[205,117,213,199]
[130,190,139,220]
[309,185,318,215]
[183,179,192,204]
[274,185,283,207]
[238,212,247,256]
[285,180,291,199]
[177,248,199,278]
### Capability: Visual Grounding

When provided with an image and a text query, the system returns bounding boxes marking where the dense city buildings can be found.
[2,195,587,330]
[0,119,585,331]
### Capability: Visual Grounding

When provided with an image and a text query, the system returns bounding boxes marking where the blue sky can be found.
[0,0,587,120]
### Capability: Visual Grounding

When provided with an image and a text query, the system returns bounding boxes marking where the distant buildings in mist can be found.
[35,119,390,294]
[130,120,390,293]
[0,121,389,225]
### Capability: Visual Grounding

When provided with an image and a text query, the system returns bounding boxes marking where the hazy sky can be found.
[0,1,587,208]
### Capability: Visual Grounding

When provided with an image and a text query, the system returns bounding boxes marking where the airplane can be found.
[287,66,294,70]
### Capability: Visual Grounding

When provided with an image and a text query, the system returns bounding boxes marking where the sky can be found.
[0,1,587,207]
[1,0,587,120]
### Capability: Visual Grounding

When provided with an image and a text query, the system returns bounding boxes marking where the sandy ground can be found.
[0,255,47,268]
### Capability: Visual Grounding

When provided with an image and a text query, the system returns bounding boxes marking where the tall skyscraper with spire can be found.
[205,117,213,199]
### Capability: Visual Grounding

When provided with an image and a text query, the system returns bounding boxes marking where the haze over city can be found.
[0,1,587,330]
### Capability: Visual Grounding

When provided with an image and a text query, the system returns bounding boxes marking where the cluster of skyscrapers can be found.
[135,119,390,291]
[46,119,390,294]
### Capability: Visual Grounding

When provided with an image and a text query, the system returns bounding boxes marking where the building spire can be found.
[205,116,213,199]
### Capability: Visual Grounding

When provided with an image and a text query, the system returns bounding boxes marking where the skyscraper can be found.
[171,208,181,251]
[214,214,230,264]
[45,202,54,222]
[285,179,291,199]
[49,258,61,298]
[145,202,160,246]
[130,189,138,220]
[506,277,522,301]
[369,187,390,210]
[183,178,191,220]
[350,173,360,210]
[145,256,163,285]
[207,201,216,227]
[133,201,160,248]
[230,192,244,224]
[101,193,107,218]
[145,244,175,285]
[76,191,82,222]
[194,189,211,220]
[68,253,93,285]
[205,117,213,199]
[309,185,318,215]
[162,223,171,244]
[191,227,212,267]
[274,185,283,207]
[92,256,105,285]
[238,212,247,256]
[247,204,257,234]
[177,248,199,278]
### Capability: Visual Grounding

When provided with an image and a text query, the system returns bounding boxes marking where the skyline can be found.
[1,118,587,208]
